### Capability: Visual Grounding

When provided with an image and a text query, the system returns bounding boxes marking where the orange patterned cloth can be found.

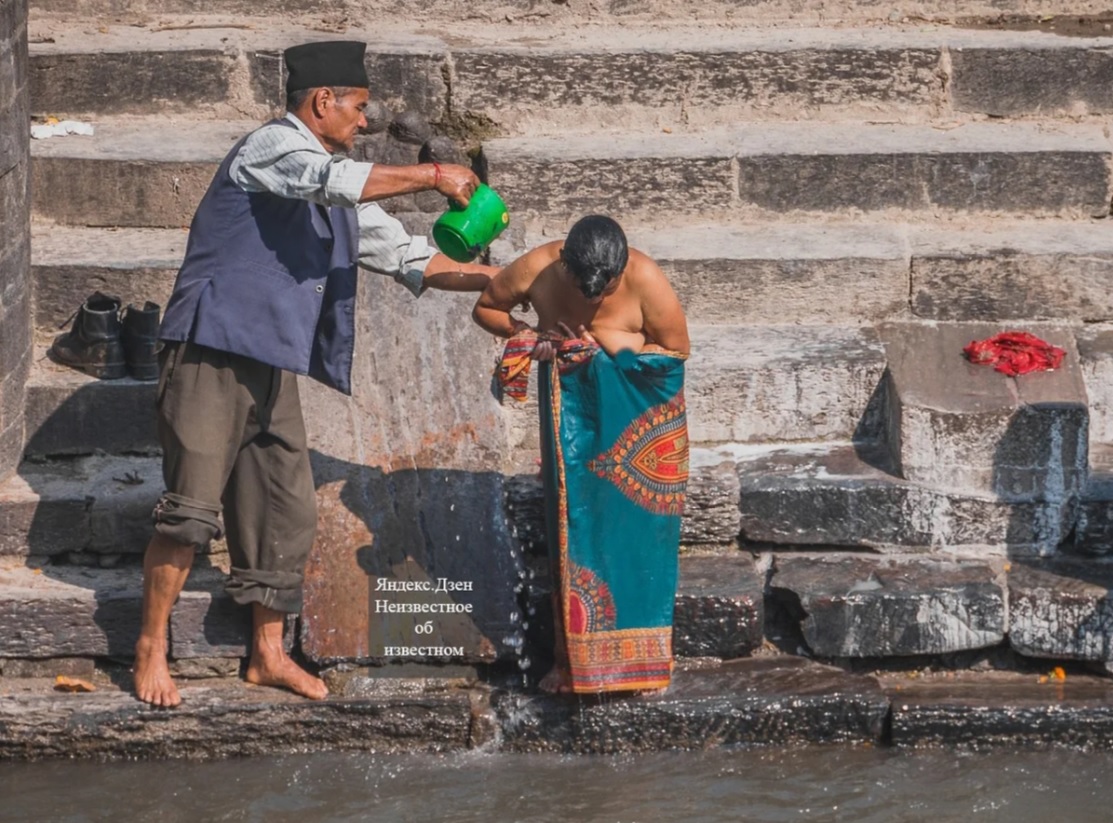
[495,328,600,402]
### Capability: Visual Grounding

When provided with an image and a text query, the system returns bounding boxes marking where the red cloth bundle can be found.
[963,331,1066,377]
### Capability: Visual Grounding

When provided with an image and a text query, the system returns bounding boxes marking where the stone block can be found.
[365,52,448,120]
[29,50,234,116]
[0,273,31,377]
[484,132,734,222]
[770,554,1006,657]
[30,225,186,330]
[24,362,159,457]
[1077,325,1113,447]
[32,156,217,227]
[29,119,254,227]
[1071,457,1113,556]
[638,224,911,325]
[452,43,940,116]
[170,584,252,658]
[0,147,29,247]
[0,678,476,760]
[681,457,740,546]
[1008,558,1113,661]
[248,48,448,118]
[0,18,27,162]
[951,46,1113,116]
[911,223,1113,322]
[0,564,144,657]
[0,656,95,678]
[880,321,1088,500]
[88,459,161,554]
[673,554,763,659]
[0,455,161,557]
[0,422,24,487]
[733,122,1110,217]
[890,674,1113,750]
[686,325,887,444]
[496,657,888,753]
[733,442,1076,555]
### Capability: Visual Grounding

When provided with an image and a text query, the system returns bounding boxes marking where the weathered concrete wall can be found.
[299,277,522,665]
[0,0,30,482]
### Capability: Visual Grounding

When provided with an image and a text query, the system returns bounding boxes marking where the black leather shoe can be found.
[121,301,161,381]
[50,292,126,379]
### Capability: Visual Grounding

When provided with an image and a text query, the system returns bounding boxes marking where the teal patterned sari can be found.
[537,344,688,693]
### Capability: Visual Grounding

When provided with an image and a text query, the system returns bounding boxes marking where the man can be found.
[134,41,497,708]
[474,215,690,694]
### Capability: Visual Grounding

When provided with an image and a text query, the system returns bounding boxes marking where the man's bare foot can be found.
[133,635,181,708]
[538,666,573,694]
[245,650,329,700]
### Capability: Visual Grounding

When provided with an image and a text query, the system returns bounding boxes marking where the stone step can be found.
[1007,557,1113,664]
[0,552,761,663]
[31,224,184,332]
[26,20,1113,124]
[497,219,1113,326]
[501,324,888,453]
[769,553,1007,658]
[24,342,158,457]
[879,320,1088,500]
[714,441,1077,555]
[30,119,255,227]
[686,324,887,444]
[496,657,889,753]
[486,122,1112,224]
[32,119,1113,227]
[26,1,1110,23]
[0,561,254,659]
[1072,444,1113,556]
[22,322,887,458]
[0,454,161,559]
[39,220,1113,341]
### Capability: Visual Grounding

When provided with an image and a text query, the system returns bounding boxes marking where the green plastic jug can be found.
[432,184,510,263]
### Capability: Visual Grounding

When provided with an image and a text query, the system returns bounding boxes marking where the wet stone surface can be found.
[0,677,479,761]
[888,671,1113,750]
[1008,558,1113,661]
[673,554,763,659]
[771,555,1006,658]
[494,658,889,754]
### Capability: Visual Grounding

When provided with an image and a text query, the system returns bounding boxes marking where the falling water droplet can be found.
[509,611,520,623]
[518,656,532,671]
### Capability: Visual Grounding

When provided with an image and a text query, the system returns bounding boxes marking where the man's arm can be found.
[637,255,690,355]
[422,253,499,292]
[473,246,547,338]
[231,121,478,208]
[359,163,476,208]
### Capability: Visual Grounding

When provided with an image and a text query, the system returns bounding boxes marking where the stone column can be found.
[0,0,31,482]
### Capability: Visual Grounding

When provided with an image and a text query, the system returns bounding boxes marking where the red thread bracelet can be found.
[432,162,442,188]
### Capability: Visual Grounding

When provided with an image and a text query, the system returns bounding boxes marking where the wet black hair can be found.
[561,215,629,299]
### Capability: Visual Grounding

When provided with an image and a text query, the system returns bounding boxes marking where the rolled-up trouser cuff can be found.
[152,492,223,550]
[225,568,304,614]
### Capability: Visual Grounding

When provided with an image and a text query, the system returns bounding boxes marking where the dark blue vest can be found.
[159,119,359,394]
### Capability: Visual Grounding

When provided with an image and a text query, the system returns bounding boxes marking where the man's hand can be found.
[434,163,479,207]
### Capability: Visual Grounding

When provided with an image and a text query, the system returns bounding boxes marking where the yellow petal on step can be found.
[1052,666,1066,682]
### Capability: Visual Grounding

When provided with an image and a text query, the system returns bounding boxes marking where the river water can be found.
[4,745,1113,822]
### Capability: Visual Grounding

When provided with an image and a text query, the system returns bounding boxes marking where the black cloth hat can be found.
[284,41,369,94]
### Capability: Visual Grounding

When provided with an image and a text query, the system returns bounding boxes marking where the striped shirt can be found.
[229,112,431,297]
